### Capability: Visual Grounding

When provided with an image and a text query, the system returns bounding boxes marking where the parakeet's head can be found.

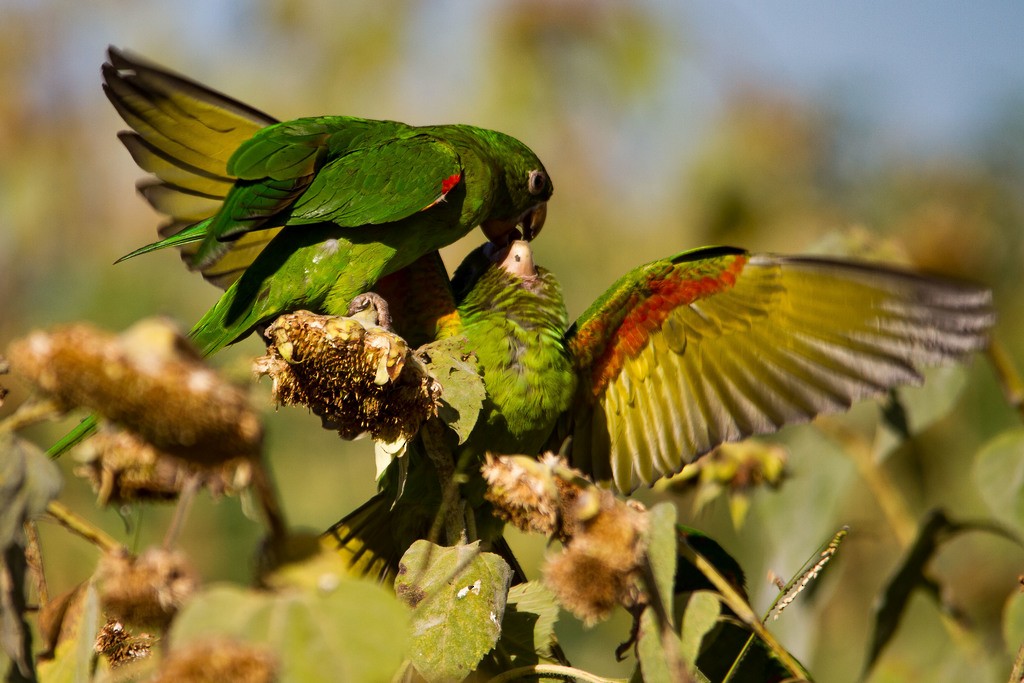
[452,239,538,304]
[478,131,553,245]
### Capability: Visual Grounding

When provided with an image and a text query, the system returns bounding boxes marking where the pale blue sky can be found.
[11,0,1022,155]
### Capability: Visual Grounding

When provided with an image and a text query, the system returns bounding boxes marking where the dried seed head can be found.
[255,310,441,443]
[542,544,636,626]
[74,427,250,506]
[94,619,154,668]
[483,454,650,624]
[151,639,278,683]
[481,453,561,535]
[97,547,198,629]
[7,319,263,465]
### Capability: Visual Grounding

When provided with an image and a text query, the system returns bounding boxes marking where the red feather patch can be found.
[590,255,747,397]
[421,172,463,211]
[441,172,462,196]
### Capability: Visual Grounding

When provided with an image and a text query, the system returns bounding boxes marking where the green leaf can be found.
[1,434,62,678]
[37,581,101,683]
[638,503,698,681]
[499,581,561,664]
[644,503,678,620]
[678,591,721,669]
[0,434,62,549]
[896,364,969,434]
[169,578,409,683]
[877,365,970,464]
[973,428,1024,529]
[395,540,512,682]
[418,337,485,445]
[1004,589,1024,659]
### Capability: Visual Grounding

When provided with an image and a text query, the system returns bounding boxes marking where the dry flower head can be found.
[7,319,262,465]
[254,310,440,442]
[97,547,198,629]
[151,639,278,683]
[94,619,154,668]
[483,454,650,624]
[74,427,251,506]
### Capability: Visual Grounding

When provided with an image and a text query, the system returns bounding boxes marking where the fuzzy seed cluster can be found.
[8,319,262,464]
[483,453,650,624]
[255,310,440,443]
[97,547,199,630]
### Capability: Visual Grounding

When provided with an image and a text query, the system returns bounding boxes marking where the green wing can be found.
[286,134,462,226]
[193,121,462,268]
[564,247,994,493]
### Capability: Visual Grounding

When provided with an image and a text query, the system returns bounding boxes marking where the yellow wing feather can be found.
[570,254,993,492]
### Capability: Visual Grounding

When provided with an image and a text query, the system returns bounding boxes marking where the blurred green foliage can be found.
[2,1,1023,681]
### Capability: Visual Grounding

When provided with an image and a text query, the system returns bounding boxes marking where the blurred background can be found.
[2,1,1023,680]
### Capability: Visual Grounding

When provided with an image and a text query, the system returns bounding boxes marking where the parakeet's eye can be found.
[527,170,547,196]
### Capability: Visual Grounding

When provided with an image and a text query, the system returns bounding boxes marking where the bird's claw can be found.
[347,292,393,330]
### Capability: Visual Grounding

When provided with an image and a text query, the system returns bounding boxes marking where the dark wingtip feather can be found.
[102,46,277,127]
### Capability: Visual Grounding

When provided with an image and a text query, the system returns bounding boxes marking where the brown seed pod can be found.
[7,319,262,465]
[74,427,251,506]
[96,547,198,630]
[483,454,650,624]
[255,310,440,443]
[94,619,154,668]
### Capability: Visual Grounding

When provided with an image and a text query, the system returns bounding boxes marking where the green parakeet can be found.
[328,237,992,579]
[48,47,552,455]
[102,47,551,354]
[460,240,991,493]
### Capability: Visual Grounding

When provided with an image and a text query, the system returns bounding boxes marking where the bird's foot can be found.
[347,291,393,330]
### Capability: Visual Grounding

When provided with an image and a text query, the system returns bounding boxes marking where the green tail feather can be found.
[323,493,405,584]
[114,220,210,263]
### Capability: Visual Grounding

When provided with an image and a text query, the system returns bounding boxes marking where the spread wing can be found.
[563,247,994,492]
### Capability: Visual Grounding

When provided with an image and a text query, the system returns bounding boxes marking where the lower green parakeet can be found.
[327,238,992,577]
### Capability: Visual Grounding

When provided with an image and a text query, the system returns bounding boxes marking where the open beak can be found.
[520,203,547,241]
[481,202,548,245]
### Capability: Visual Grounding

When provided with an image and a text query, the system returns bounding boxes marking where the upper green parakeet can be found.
[102,47,551,354]
[48,47,552,455]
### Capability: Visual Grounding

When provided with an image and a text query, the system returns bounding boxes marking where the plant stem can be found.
[677,539,812,681]
[823,420,989,672]
[45,500,122,553]
[823,420,917,546]
[23,521,47,606]
[1009,635,1024,683]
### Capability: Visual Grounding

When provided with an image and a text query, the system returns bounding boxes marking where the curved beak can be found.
[520,203,547,241]
[481,202,548,245]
